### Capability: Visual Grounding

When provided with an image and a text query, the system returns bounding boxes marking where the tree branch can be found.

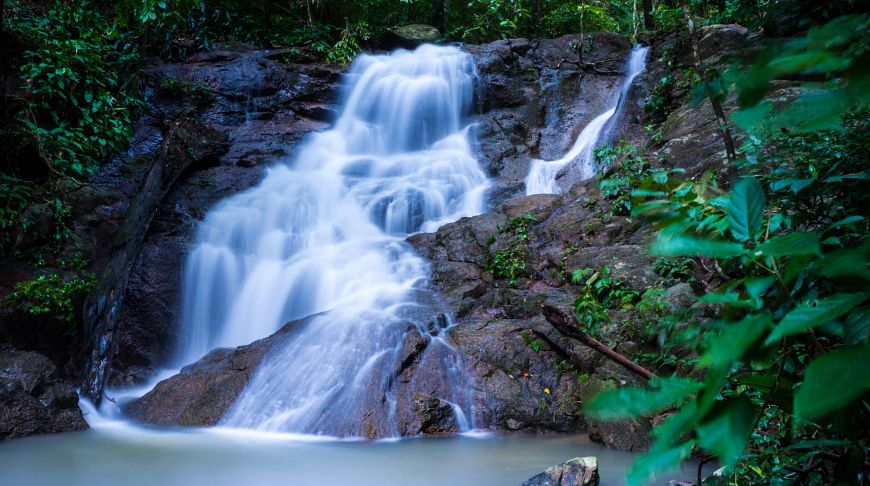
[541,304,656,381]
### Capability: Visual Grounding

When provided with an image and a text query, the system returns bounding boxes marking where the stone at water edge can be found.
[521,456,600,486]
[0,346,87,440]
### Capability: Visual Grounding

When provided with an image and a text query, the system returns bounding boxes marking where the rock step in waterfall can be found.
[525,45,649,195]
[174,45,488,437]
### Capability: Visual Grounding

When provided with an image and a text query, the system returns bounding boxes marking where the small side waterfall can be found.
[177,45,488,436]
[525,46,649,195]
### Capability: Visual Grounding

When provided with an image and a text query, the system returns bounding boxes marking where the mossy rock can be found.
[386,24,441,48]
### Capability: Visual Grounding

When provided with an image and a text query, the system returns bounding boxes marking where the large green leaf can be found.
[627,442,695,486]
[651,400,698,442]
[651,234,745,259]
[755,232,821,258]
[585,376,701,420]
[813,248,870,281]
[766,292,870,344]
[696,398,756,467]
[794,346,870,420]
[700,314,772,369]
[843,307,870,346]
[727,177,765,242]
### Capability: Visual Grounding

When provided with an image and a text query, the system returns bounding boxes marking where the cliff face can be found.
[2,25,754,442]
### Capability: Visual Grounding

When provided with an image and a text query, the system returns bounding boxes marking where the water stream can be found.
[177,45,488,436]
[525,46,649,195]
[0,424,704,486]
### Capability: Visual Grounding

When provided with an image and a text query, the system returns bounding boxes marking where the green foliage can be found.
[487,245,527,286]
[310,22,371,65]
[462,0,530,42]
[5,272,96,322]
[596,143,652,216]
[585,13,870,484]
[652,257,695,284]
[539,1,617,39]
[0,175,34,254]
[521,330,542,352]
[486,214,538,286]
[8,1,143,179]
[570,266,639,336]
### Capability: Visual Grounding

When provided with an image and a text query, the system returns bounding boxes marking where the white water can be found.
[525,46,649,195]
[175,45,489,436]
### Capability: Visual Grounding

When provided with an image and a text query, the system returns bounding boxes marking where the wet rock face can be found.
[522,456,600,486]
[126,320,468,437]
[409,183,659,444]
[106,45,340,387]
[0,345,87,440]
[124,319,305,426]
[463,33,640,206]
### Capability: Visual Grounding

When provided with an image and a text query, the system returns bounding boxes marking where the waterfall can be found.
[176,45,488,436]
[525,45,649,195]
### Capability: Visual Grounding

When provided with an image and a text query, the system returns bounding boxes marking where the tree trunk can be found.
[642,0,654,30]
[532,0,542,39]
[80,113,227,406]
[431,0,449,35]
[679,0,737,161]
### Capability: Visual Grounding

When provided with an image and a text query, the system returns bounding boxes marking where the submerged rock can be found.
[0,346,87,440]
[521,456,600,486]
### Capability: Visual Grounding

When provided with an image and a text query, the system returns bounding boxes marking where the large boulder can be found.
[521,456,600,486]
[0,346,87,440]
[124,319,305,426]
[385,24,441,48]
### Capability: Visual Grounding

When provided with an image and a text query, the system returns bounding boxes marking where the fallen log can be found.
[541,304,656,381]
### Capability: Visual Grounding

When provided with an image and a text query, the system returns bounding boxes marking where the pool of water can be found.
[0,418,702,486]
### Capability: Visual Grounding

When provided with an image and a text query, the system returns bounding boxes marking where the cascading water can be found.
[176,45,489,436]
[525,46,649,195]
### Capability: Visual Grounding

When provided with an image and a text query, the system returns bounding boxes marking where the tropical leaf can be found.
[727,177,765,242]
[651,234,745,258]
[696,398,757,467]
[627,442,695,486]
[794,346,870,420]
[585,376,701,420]
[699,314,771,368]
[843,307,870,346]
[766,292,870,344]
[813,248,870,281]
[755,232,821,257]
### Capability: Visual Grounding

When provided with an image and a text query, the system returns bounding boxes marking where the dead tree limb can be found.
[541,304,656,381]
